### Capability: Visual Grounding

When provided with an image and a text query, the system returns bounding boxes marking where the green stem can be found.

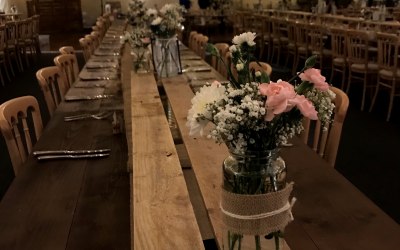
[255,235,261,250]
[274,233,280,250]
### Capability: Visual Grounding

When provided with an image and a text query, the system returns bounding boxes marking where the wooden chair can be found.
[188,31,198,50]
[79,37,92,62]
[5,21,23,72]
[330,27,348,90]
[293,22,309,74]
[36,66,68,116]
[31,15,41,54]
[300,86,349,167]
[259,14,273,62]
[249,61,273,76]
[369,32,400,121]
[0,25,11,85]
[346,29,378,111]
[0,95,43,175]
[270,16,289,65]
[16,18,37,67]
[308,23,332,71]
[59,46,76,55]
[53,54,79,88]
[210,43,229,76]
[194,34,208,60]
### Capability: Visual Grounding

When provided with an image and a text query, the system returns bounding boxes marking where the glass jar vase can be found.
[222,149,290,250]
[152,36,181,77]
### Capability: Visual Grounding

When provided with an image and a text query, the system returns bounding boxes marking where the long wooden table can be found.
[0,21,130,249]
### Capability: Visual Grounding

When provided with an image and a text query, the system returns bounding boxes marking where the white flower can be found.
[232,32,256,46]
[229,45,237,53]
[146,8,158,16]
[255,71,262,77]
[186,84,226,136]
[151,17,162,25]
[236,63,244,71]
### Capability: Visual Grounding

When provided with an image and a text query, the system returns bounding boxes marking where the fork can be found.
[64,111,112,122]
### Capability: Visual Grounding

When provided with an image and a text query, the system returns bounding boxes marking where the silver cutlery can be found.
[64,111,112,121]
[37,153,110,161]
[190,77,216,81]
[33,149,111,156]
[64,95,115,101]
[182,68,212,73]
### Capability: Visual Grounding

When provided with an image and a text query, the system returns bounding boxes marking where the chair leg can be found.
[361,74,368,111]
[386,81,396,122]
[369,82,380,113]
[329,64,335,84]
[341,67,347,90]
[346,70,352,94]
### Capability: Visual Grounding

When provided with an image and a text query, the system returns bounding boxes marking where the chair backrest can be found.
[295,21,309,50]
[0,25,6,51]
[79,37,92,62]
[84,34,97,54]
[249,61,273,76]
[376,32,400,72]
[211,43,229,75]
[330,27,347,59]
[31,15,40,38]
[54,54,79,88]
[5,21,18,45]
[0,95,43,175]
[188,31,198,50]
[346,29,370,65]
[59,46,76,55]
[300,86,349,167]
[36,66,68,116]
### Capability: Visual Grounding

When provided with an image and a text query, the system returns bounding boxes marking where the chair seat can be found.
[350,62,379,72]
[298,46,308,53]
[333,57,347,65]
[379,69,400,79]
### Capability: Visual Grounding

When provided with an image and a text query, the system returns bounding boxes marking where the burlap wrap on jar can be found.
[220,182,296,235]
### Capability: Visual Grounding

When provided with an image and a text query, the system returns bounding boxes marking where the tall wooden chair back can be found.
[0,95,43,175]
[0,25,11,85]
[345,29,378,110]
[59,46,76,55]
[188,31,198,50]
[211,43,229,75]
[330,27,348,89]
[369,32,400,121]
[54,54,79,88]
[36,66,68,116]
[79,37,91,62]
[300,87,349,167]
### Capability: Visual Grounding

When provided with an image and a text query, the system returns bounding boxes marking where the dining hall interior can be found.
[0,0,399,249]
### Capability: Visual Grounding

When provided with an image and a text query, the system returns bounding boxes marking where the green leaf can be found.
[304,55,317,69]
[261,72,270,83]
[205,43,219,56]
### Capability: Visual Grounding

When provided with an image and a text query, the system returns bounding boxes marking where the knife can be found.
[182,68,212,73]
[37,153,110,161]
[33,149,111,156]
[65,95,115,101]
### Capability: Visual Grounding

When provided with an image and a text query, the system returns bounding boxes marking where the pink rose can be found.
[141,37,151,44]
[211,80,221,87]
[289,95,318,120]
[259,81,297,121]
[299,68,329,91]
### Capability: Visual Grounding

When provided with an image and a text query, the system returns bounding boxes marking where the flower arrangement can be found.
[127,0,152,26]
[150,3,185,38]
[121,28,151,72]
[187,32,336,154]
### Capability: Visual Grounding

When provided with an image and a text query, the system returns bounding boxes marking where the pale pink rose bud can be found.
[299,68,329,91]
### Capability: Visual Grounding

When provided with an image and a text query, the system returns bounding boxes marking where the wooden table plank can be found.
[162,75,289,249]
[130,72,204,249]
